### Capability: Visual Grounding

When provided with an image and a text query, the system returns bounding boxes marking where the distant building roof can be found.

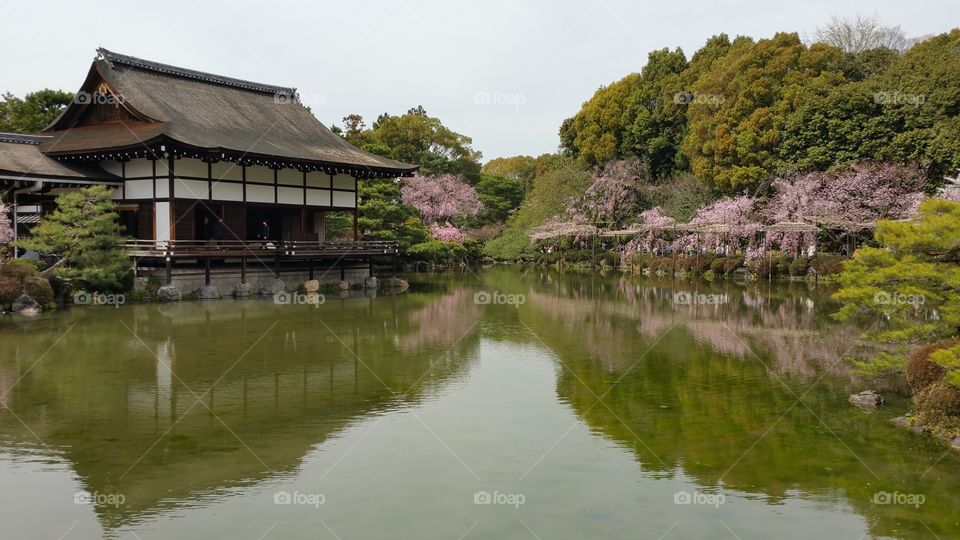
[0,134,120,183]
[38,49,417,178]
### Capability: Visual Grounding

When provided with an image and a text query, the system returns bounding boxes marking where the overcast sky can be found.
[3,0,956,161]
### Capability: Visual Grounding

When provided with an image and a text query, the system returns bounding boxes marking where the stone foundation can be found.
[138,264,372,298]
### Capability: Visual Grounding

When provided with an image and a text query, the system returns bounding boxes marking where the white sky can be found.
[2,0,956,161]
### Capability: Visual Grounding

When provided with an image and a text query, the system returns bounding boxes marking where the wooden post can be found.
[165,254,172,285]
[241,257,247,284]
[168,153,176,242]
[204,258,211,286]
[340,263,346,282]
[274,254,281,279]
[308,258,315,280]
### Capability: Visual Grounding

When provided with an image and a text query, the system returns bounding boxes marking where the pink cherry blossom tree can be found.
[620,206,677,256]
[568,158,647,228]
[0,203,13,259]
[683,195,761,252]
[401,173,483,243]
[401,173,483,223]
[763,162,927,252]
[430,222,468,243]
[813,162,926,227]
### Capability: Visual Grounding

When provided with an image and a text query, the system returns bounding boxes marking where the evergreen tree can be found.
[19,185,130,291]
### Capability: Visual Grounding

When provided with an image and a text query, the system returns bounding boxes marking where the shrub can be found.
[22,276,54,306]
[788,256,809,277]
[682,254,714,273]
[723,257,744,274]
[914,383,960,425]
[710,257,727,274]
[602,252,620,267]
[0,260,40,281]
[929,344,960,387]
[0,274,22,305]
[776,257,791,276]
[407,240,465,263]
[630,253,651,268]
[749,253,790,277]
[906,340,958,391]
[810,254,844,275]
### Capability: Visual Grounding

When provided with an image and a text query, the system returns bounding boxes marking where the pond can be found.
[0,267,957,539]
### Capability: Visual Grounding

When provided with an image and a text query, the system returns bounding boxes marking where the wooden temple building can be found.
[0,49,417,290]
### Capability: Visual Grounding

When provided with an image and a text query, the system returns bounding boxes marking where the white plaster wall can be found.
[332,190,356,208]
[175,158,208,178]
[211,182,243,202]
[332,174,355,190]
[124,179,153,199]
[99,160,124,176]
[125,158,154,178]
[278,186,302,205]
[277,168,302,186]
[155,179,169,199]
[155,201,171,242]
[306,171,331,188]
[246,165,273,184]
[212,162,242,181]
[306,189,331,207]
[174,178,208,200]
[247,184,274,203]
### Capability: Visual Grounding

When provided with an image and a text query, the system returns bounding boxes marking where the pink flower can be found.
[763,162,927,251]
[401,173,483,223]
[430,222,468,243]
[0,203,13,247]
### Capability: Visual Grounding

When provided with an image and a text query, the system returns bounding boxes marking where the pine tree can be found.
[19,185,130,291]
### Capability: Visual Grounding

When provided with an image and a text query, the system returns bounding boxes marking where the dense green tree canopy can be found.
[356,179,430,254]
[474,174,524,224]
[834,198,960,343]
[483,162,593,260]
[338,107,483,181]
[0,89,73,133]
[559,26,960,194]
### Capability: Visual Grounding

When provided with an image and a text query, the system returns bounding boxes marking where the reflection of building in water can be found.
[0,294,479,530]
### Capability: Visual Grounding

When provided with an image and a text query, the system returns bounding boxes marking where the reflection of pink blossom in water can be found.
[527,283,869,380]
[399,287,481,351]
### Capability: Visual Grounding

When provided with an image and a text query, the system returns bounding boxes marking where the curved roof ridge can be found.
[97,48,297,97]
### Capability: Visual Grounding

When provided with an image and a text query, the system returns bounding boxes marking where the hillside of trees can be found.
[482,20,960,260]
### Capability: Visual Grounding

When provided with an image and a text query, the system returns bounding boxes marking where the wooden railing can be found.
[124,239,398,259]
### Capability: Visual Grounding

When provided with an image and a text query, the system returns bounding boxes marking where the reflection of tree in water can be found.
[0,295,479,531]
[0,363,13,409]
[399,287,482,352]
[527,275,872,379]
[516,271,960,539]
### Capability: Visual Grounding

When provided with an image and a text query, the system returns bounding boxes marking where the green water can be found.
[0,267,957,539]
